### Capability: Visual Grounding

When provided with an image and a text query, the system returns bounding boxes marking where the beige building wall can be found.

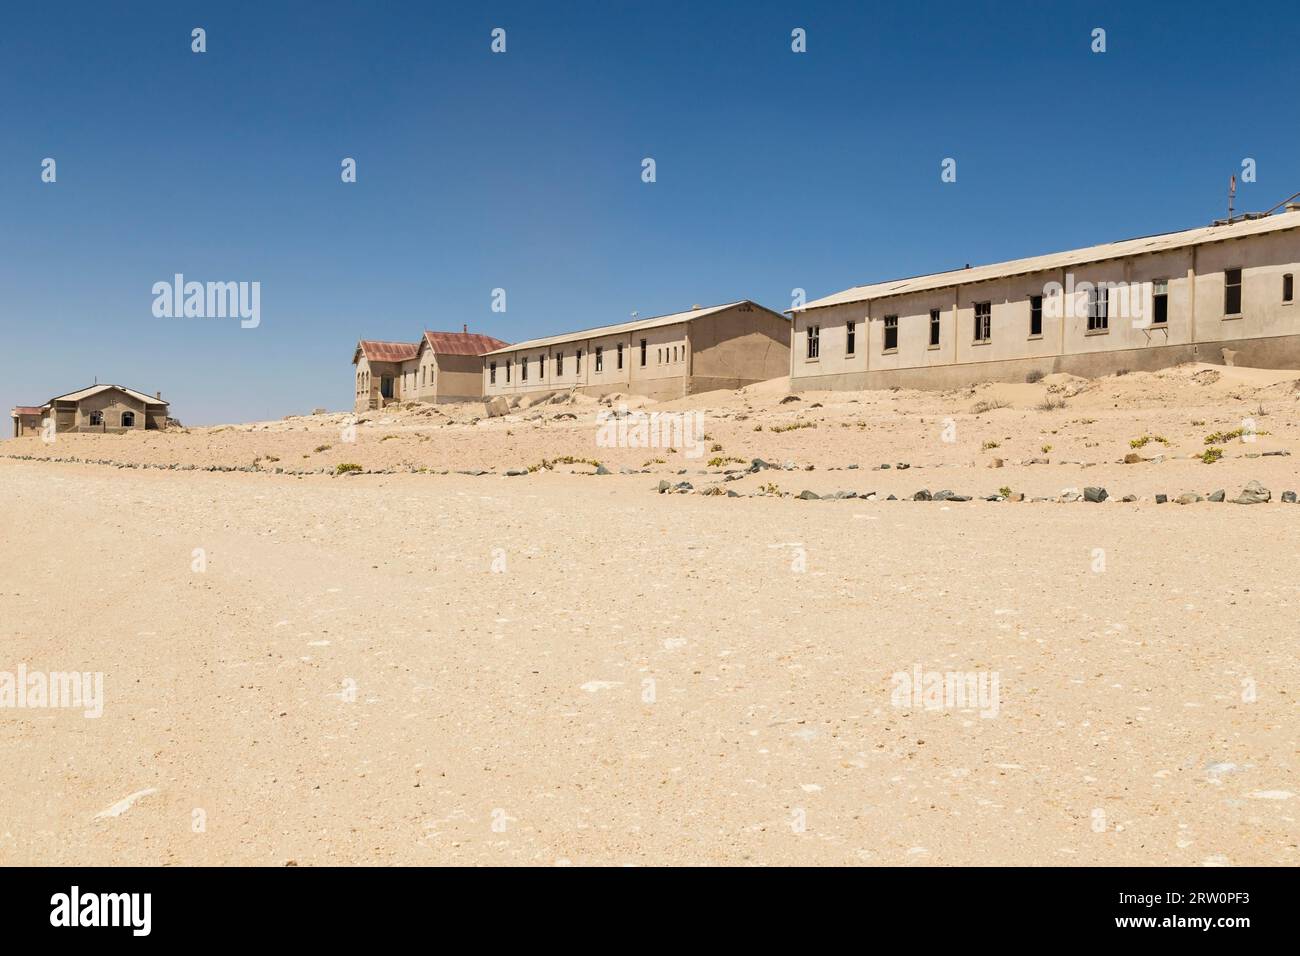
[482,302,791,402]
[792,222,1300,391]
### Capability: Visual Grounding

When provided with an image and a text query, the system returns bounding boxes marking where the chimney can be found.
[463,323,468,333]
[155,391,161,400]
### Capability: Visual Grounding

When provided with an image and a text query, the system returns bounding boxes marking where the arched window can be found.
[121,411,135,427]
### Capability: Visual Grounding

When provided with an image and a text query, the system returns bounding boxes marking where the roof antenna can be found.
[1228,173,1237,223]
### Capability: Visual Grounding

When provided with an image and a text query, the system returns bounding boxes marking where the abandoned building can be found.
[480,300,791,401]
[352,329,510,412]
[11,384,170,437]
[790,205,1300,391]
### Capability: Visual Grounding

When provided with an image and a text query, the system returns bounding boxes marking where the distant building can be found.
[352,330,510,412]
[790,208,1300,391]
[11,384,170,438]
[481,300,790,401]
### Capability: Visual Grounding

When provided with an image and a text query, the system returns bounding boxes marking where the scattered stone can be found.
[594,464,611,475]
[505,468,528,477]
[989,458,1004,468]
[1083,486,1108,503]
[1263,450,1291,457]
[798,490,820,500]
[912,489,932,501]
[1283,491,1298,503]
[1058,487,1081,502]
[1155,494,1168,504]
[1123,452,1142,464]
[896,463,910,470]
[933,489,954,500]
[1208,489,1226,502]
[726,489,740,497]
[946,495,972,502]
[880,463,891,470]
[886,494,897,501]
[1231,480,1271,505]
[484,396,510,417]
[673,481,694,492]
[751,458,775,470]
[657,480,671,493]
[1176,492,1203,505]
[1120,495,1137,503]
[1025,457,1049,465]
[779,395,800,404]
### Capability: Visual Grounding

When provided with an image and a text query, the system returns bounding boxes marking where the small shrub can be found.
[335,463,362,474]
[1198,447,1224,464]
[971,399,1010,414]
[710,442,723,453]
[981,440,1000,451]
[1024,369,1044,384]
[770,421,816,433]
[1036,397,1067,411]
[998,486,1012,497]
[314,444,332,453]
[1040,443,1052,454]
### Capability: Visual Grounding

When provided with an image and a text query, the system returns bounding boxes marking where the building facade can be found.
[11,384,170,437]
[481,300,790,401]
[790,210,1300,391]
[353,330,509,412]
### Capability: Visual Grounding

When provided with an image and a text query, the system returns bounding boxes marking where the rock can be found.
[946,495,972,502]
[657,480,670,493]
[798,490,820,500]
[989,458,1004,468]
[1155,494,1167,504]
[484,396,510,418]
[1120,495,1137,502]
[1231,480,1271,505]
[1123,452,1142,464]
[1010,493,1025,502]
[880,463,891,470]
[886,494,897,501]
[673,481,693,492]
[779,395,800,404]
[1208,489,1226,502]
[505,468,528,476]
[933,489,954,500]
[726,489,740,497]
[847,464,859,470]
[751,458,775,471]
[1083,486,1108,503]
[1176,492,1203,505]
[912,489,932,501]
[1025,457,1049,465]
[896,463,910,470]
[594,464,611,475]
[1283,491,1298,503]
[1263,450,1291,457]
[619,467,636,475]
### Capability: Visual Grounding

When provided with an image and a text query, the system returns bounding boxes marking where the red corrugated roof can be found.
[357,340,420,362]
[421,331,510,355]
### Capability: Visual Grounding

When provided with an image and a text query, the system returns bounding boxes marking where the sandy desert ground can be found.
[1,363,1297,865]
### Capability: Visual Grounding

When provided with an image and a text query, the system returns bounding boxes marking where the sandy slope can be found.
[1,364,1297,866]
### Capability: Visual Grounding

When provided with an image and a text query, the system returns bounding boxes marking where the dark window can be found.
[1029,295,1043,336]
[1153,280,1169,324]
[974,302,991,342]
[521,357,528,381]
[640,338,647,366]
[505,360,511,383]
[556,352,563,375]
[929,309,941,347]
[576,349,582,373]
[381,377,393,398]
[806,325,820,359]
[89,410,103,426]
[595,346,603,372]
[883,315,898,352]
[1284,274,1294,303]
[617,343,624,369]
[489,362,496,384]
[846,321,856,355]
[1087,285,1109,331]
[1225,268,1242,315]
[121,411,135,427]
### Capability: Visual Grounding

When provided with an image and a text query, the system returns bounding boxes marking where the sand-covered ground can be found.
[1,363,1297,865]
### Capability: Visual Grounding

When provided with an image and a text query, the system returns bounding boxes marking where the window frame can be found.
[845,320,856,356]
[973,301,992,343]
[1152,279,1169,325]
[1224,267,1243,316]
[595,346,603,373]
[1086,285,1109,332]
[640,338,647,366]
[806,324,820,360]
[1029,295,1043,337]
[1284,273,1294,304]
[929,309,941,348]
[882,315,898,353]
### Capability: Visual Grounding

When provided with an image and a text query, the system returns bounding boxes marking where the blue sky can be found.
[2,0,1296,424]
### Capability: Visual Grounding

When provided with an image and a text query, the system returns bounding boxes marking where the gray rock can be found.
[1208,489,1226,502]
[798,490,820,500]
[896,463,910,470]
[1176,492,1203,505]
[779,395,801,404]
[657,480,671,493]
[673,481,693,492]
[484,396,510,418]
[886,494,897,501]
[751,458,775,471]
[1155,494,1167,504]
[912,489,932,501]
[1231,480,1271,504]
[1120,494,1137,502]
[946,495,972,502]
[1083,486,1108,503]
[505,468,528,476]
[1263,450,1291,457]
[1283,491,1298,503]
[594,464,611,475]
[880,463,891,470]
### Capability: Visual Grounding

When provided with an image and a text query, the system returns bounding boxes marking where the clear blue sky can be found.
[2,0,1296,424]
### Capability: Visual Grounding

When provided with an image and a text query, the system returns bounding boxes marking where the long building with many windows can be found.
[480,300,790,401]
[789,208,1300,391]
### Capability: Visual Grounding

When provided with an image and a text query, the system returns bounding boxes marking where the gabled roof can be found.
[354,340,420,364]
[797,210,1300,312]
[483,300,784,356]
[46,384,168,406]
[12,406,43,416]
[419,330,510,356]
